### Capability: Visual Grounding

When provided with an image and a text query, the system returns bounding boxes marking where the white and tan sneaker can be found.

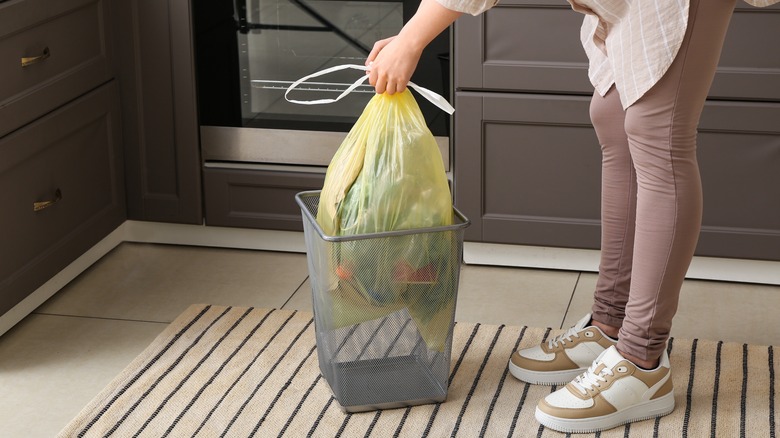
[535,345,675,433]
[508,313,617,385]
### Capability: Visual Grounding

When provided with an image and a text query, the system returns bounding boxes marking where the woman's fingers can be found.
[374,76,388,94]
[384,80,405,95]
[371,74,403,95]
[366,34,417,94]
[368,61,397,94]
[366,37,394,65]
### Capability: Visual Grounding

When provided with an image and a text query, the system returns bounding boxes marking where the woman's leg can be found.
[590,87,636,337]
[617,0,737,362]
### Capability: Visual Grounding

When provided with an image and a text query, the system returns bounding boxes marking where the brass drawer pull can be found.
[21,46,51,68]
[33,188,62,212]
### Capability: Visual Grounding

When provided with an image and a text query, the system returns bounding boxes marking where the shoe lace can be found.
[571,361,614,395]
[547,325,581,349]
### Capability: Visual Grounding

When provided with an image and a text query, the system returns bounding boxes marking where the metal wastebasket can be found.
[295,190,470,412]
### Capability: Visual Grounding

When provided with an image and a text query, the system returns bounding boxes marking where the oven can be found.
[193,0,451,170]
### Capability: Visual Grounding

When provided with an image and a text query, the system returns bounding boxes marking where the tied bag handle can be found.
[285,64,455,115]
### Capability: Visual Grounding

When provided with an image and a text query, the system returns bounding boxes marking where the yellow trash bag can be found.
[287,65,456,351]
[317,89,452,236]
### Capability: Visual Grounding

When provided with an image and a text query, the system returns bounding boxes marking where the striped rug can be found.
[59,305,778,437]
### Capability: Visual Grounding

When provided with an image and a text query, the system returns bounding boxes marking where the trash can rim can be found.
[295,190,471,242]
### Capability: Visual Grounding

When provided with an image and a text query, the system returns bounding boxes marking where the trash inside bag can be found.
[317,89,452,236]
[316,89,455,351]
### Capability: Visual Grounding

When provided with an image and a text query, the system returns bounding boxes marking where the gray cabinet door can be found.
[454,92,780,260]
[113,0,202,224]
[454,92,602,248]
[710,5,780,101]
[0,0,114,138]
[455,1,780,100]
[203,167,325,231]
[0,83,125,315]
[454,1,590,94]
[696,101,780,260]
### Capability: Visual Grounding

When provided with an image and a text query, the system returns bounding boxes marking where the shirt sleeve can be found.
[435,0,499,16]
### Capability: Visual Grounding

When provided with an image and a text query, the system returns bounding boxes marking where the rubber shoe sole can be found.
[507,357,586,385]
[534,390,676,433]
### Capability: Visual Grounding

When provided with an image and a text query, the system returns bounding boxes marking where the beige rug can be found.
[60,305,778,437]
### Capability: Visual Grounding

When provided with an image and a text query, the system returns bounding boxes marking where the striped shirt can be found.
[439,0,780,108]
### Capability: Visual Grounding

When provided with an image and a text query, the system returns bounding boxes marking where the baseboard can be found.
[3,220,778,337]
[464,242,601,272]
[121,220,306,253]
[464,241,780,285]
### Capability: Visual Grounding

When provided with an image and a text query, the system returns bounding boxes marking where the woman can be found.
[365,0,778,433]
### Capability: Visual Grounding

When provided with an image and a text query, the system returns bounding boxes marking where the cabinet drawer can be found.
[203,166,325,231]
[0,0,113,137]
[454,2,591,94]
[711,5,780,101]
[455,1,780,100]
[0,82,125,314]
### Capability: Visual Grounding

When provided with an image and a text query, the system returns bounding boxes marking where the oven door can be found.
[194,0,451,169]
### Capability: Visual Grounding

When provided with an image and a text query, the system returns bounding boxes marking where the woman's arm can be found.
[366,0,462,94]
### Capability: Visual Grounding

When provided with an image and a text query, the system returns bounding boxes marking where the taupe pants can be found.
[589,0,737,361]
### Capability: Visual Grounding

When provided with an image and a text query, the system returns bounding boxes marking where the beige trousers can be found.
[589,0,737,361]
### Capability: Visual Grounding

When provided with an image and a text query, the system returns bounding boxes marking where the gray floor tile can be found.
[566,272,780,346]
[0,314,166,438]
[36,243,310,323]
[455,264,579,328]
[562,272,598,328]
[674,279,780,346]
[282,278,314,312]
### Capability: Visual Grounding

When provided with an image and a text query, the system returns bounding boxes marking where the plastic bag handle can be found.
[285,64,455,115]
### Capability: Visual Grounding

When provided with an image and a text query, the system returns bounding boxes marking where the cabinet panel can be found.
[710,5,780,101]
[203,167,325,231]
[454,92,602,247]
[696,100,780,260]
[454,3,590,94]
[114,0,202,224]
[0,0,113,137]
[0,83,125,315]
[454,92,780,260]
[455,2,780,100]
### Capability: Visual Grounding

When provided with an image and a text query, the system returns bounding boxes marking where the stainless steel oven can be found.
[193,0,451,169]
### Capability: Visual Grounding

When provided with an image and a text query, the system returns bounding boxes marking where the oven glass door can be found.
[240,0,401,132]
[194,0,450,166]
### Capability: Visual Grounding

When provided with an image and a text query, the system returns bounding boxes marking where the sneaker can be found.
[508,313,617,385]
[535,345,675,433]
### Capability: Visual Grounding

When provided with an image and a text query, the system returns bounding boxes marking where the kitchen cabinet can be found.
[453,1,780,261]
[455,92,602,248]
[112,0,202,224]
[203,166,325,231]
[0,0,126,315]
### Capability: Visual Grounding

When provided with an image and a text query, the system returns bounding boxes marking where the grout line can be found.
[31,312,170,325]
[280,276,310,310]
[560,273,581,329]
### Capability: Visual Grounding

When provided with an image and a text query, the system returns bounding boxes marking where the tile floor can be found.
[2,242,778,437]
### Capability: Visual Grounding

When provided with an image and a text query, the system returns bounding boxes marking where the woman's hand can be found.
[366,35,423,95]
[364,0,462,95]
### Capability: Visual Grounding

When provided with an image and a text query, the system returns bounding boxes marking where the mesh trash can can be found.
[295,190,470,412]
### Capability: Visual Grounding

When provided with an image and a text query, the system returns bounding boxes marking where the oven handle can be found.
[285,64,455,115]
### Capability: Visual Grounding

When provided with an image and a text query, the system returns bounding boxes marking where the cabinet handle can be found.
[21,47,50,68]
[33,189,62,212]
